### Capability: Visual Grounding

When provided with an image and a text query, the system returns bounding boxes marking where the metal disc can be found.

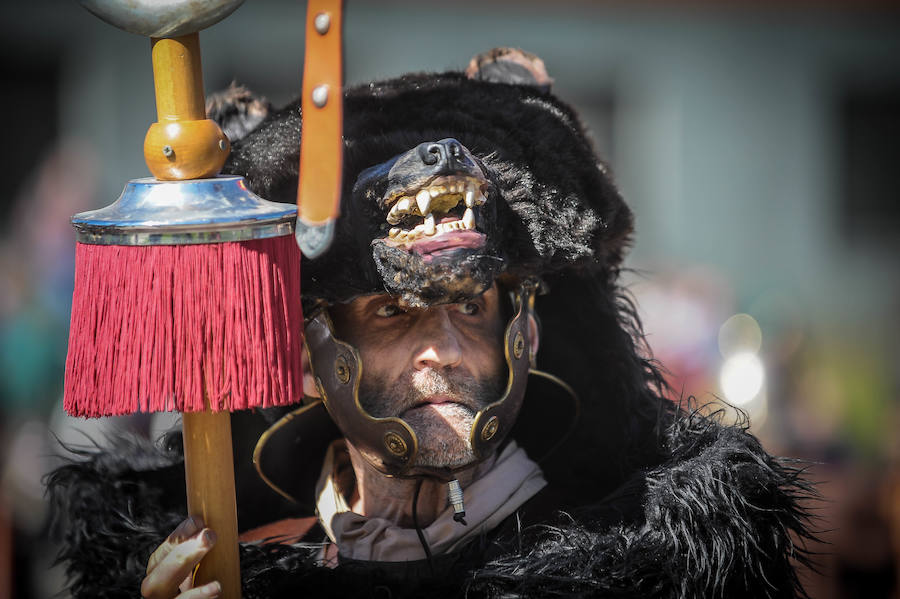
[72,176,297,246]
[80,0,244,37]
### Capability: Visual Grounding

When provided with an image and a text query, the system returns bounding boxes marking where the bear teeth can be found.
[386,181,486,228]
[387,215,476,242]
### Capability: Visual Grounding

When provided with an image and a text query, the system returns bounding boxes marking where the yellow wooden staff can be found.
[67,2,338,597]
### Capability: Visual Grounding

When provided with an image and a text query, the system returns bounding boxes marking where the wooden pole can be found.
[150,34,206,122]
[145,30,241,599]
[0,499,11,599]
[183,410,242,598]
[144,34,229,181]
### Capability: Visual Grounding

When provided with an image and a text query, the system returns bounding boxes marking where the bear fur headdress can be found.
[225,71,632,307]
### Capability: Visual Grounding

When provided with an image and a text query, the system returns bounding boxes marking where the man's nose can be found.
[413,310,463,371]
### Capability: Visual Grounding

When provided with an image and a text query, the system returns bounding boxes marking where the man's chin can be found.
[402,403,477,469]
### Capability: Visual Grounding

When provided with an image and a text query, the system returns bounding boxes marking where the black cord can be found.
[411,478,435,575]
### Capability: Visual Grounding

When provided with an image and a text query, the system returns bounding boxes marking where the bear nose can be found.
[417,138,467,170]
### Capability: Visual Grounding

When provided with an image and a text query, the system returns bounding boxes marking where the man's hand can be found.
[141,516,221,599]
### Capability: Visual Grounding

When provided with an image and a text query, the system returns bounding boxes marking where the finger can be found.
[176,581,222,599]
[179,571,196,594]
[147,516,205,575]
[141,528,216,599]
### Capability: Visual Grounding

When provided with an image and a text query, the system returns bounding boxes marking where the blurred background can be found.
[1,1,898,596]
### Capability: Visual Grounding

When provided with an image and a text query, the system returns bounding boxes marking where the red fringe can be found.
[64,237,303,416]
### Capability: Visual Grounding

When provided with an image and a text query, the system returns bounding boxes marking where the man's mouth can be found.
[402,395,475,416]
[421,394,456,405]
[382,175,488,248]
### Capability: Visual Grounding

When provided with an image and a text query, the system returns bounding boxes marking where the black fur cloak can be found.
[48,68,816,598]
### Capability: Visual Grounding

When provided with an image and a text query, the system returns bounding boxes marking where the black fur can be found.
[370,242,502,307]
[206,82,273,143]
[47,408,816,598]
[224,73,632,306]
[48,68,816,597]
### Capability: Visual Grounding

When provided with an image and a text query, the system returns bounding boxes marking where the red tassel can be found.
[64,237,303,416]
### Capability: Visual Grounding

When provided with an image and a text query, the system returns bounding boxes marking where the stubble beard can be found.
[359,368,504,468]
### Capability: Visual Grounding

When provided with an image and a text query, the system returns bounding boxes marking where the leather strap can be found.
[297,0,343,225]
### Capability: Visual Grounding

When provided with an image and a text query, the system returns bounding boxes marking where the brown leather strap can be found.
[297,0,343,225]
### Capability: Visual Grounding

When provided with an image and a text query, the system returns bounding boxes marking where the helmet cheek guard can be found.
[304,279,539,478]
[304,310,419,474]
[469,279,537,461]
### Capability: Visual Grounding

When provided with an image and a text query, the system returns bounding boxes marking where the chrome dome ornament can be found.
[72,176,296,246]
[79,0,245,38]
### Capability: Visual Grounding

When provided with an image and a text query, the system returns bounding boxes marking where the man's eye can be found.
[375,304,405,318]
[458,302,480,315]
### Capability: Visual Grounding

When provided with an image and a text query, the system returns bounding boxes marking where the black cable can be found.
[411,478,435,575]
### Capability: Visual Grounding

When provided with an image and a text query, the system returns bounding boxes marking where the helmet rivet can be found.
[481,416,499,441]
[513,331,525,360]
[384,432,408,456]
[335,355,350,384]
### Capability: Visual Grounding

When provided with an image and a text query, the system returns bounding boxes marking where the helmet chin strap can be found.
[303,279,539,483]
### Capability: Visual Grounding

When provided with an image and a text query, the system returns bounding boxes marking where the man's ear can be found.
[527,313,540,363]
[302,345,321,398]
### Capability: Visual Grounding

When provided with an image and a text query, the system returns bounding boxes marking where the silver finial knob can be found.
[79,0,245,37]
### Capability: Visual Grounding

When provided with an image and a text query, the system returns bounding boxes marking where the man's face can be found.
[329,286,506,468]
